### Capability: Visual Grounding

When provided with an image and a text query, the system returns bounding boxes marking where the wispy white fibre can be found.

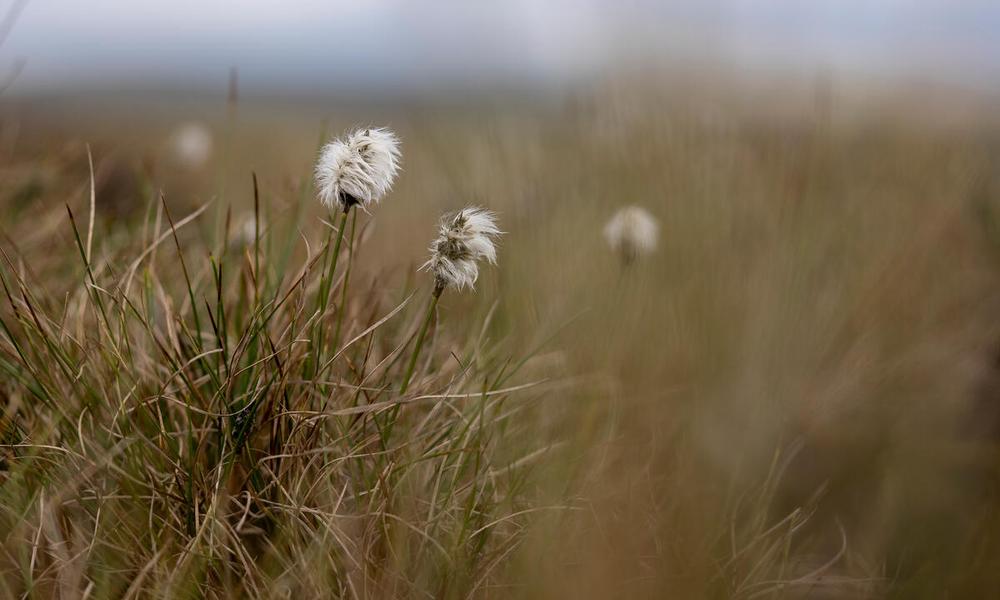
[604,205,659,262]
[171,122,213,169]
[422,207,502,291]
[315,127,401,211]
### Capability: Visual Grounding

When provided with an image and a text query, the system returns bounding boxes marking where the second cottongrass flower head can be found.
[604,205,659,264]
[422,207,502,293]
[315,127,401,211]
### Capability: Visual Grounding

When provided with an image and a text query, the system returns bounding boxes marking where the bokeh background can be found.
[3,1,1000,598]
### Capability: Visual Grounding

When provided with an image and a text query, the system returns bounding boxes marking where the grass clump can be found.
[0,132,547,598]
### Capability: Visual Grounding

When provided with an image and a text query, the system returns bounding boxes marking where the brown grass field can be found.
[2,75,1000,598]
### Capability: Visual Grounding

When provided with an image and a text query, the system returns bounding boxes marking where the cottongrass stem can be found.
[604,205,659,264]
[399,286,442,395]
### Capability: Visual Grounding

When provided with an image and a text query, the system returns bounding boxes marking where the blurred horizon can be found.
[1,0,999,101]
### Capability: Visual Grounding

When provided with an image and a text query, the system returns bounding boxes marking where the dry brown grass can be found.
[3,79,1000,598]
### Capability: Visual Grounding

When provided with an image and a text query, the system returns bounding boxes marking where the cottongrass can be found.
[401,207,502,393]
[312,127,401,370]
[604,205,658,264]
[314,127,401,212]
[230,213,264,249]
[421,206,502,293]
[170,122,213,169]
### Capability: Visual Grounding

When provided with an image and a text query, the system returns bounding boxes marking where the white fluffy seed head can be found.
[170,122,213,169]
[421,207,502,292]
[315,127,401,211]
[604,205,659,263]
[231,214,263,249]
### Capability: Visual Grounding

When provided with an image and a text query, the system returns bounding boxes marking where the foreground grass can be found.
[0,162,557,597]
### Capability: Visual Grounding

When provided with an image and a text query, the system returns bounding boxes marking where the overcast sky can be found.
[1,0,998,96]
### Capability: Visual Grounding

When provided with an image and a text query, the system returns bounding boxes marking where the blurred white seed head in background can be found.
[315,127,401,211]
[422,207,502,292]
[170,122,213,169]
[230,214,264,249]
[604,205,659,263]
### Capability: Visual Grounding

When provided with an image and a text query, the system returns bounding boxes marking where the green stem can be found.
[312,208,350,372]
[400,286,442,394]
[331,209,358,353]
